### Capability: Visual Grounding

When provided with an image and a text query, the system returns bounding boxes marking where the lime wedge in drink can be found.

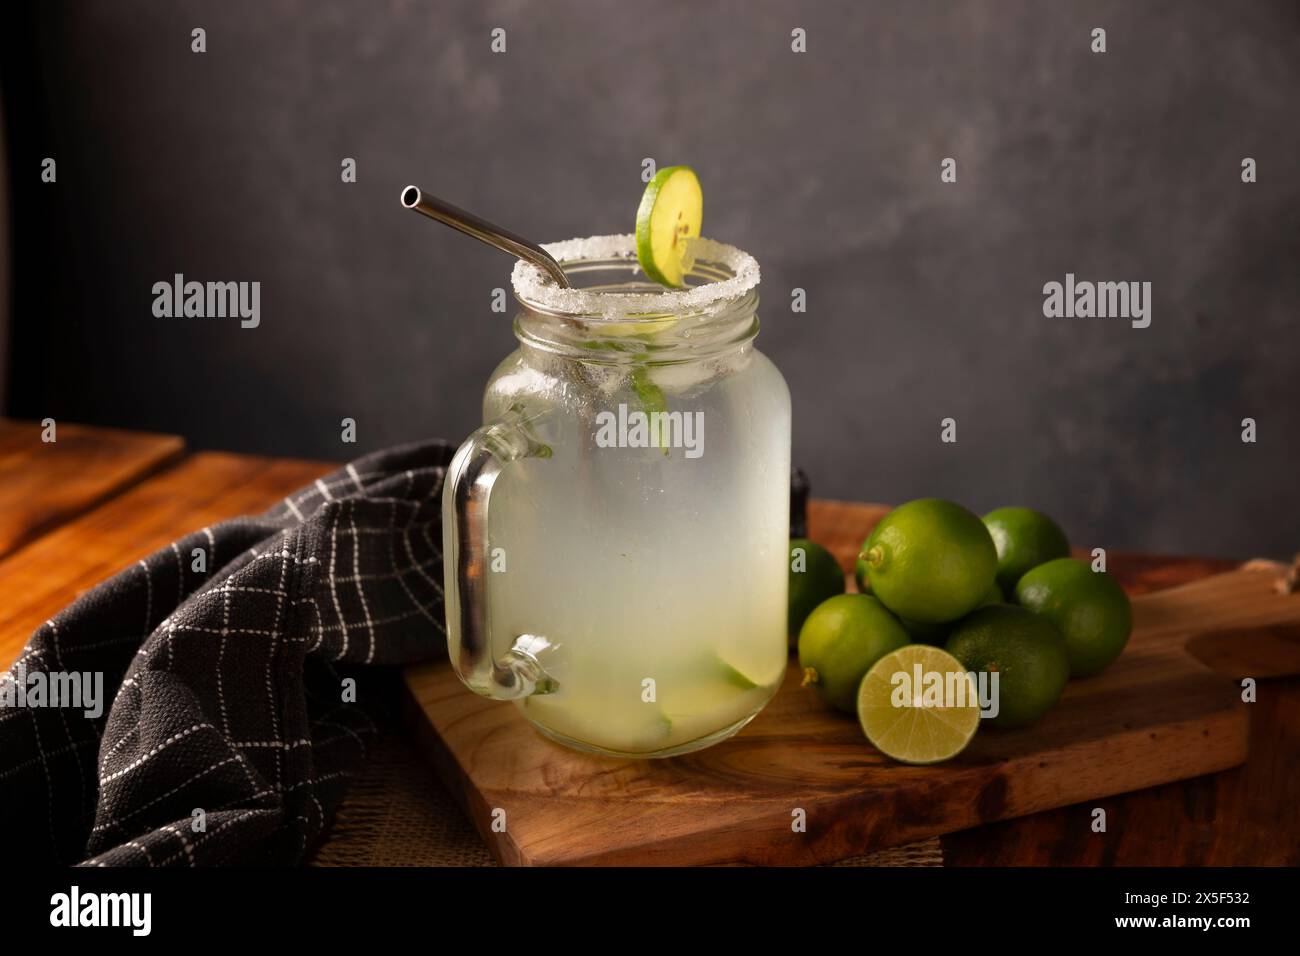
[654,652,773,745]
[856,645,981,765]
[713,653,761,691]
[635,165,703,288]
[665,652,772,713]
[522,693,674,753]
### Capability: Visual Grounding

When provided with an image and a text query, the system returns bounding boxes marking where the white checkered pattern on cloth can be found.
[0,440,454,865]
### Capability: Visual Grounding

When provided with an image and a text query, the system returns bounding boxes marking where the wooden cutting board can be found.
[404,522,1300,866]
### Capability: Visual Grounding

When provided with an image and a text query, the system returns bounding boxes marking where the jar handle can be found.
[441,405,558,700]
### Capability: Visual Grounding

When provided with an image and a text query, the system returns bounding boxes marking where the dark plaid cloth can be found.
[0,440,454,865]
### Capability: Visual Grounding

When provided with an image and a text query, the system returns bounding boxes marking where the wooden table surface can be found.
[1,418,1294,866]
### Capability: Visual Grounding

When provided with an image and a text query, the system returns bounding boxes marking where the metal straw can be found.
[400,185,571,288]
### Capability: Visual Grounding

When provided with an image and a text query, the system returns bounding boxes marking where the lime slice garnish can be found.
[857,645,981,765]
[635,165,703,288]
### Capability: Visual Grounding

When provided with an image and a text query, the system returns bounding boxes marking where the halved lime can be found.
[635,165,703,287]
[857,645,981,765]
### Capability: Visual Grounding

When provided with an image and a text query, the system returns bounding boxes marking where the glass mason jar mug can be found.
[443,235,791,758]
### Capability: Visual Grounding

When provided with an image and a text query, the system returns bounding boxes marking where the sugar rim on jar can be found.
[511,234,760,321]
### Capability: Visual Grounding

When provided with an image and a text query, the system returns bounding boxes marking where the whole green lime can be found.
[945,605,1070,729]
[982,506,1071,597]
[788,539,845,647]
[862,498,998,624]
[798,594,911,713]
[1015,558,1132,678]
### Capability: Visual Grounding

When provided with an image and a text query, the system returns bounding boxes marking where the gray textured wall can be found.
[8,0,1300,557]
